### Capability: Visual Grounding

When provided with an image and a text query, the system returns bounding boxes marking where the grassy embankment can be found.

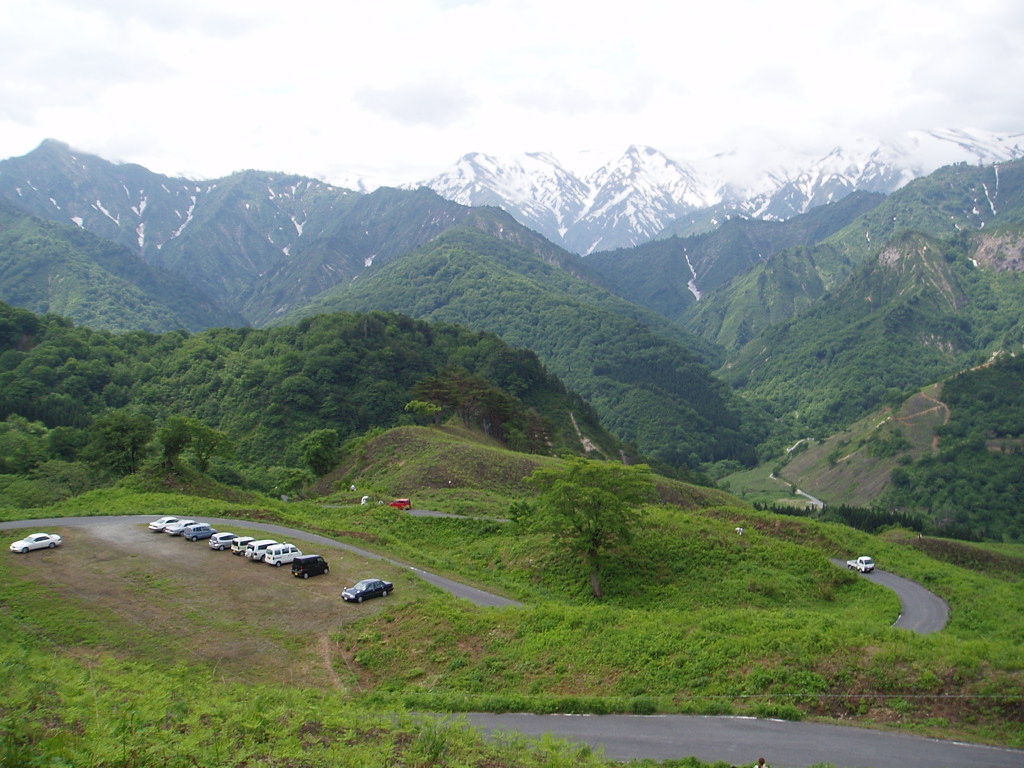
[2,425,1022,766]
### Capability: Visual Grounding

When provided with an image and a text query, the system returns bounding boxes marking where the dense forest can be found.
[878,353,1024,540]
[289,227,768,469]
[0,301,623,506]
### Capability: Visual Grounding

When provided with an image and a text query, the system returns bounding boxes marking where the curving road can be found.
[3,516,1011,768]
[831,559,949,634]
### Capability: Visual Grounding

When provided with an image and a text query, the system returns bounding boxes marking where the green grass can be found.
[2,426,1023,764]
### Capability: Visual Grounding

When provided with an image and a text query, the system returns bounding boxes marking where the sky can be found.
[3,0,1023,187]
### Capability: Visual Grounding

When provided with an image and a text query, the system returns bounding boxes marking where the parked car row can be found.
[146,517,331,579]
[148,517,216,541]
[145,517,390,595]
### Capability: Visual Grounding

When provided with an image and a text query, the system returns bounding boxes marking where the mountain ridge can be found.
[421,129,1024,254]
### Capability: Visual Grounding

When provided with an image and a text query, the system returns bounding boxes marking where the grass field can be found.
[2,427,1023,766]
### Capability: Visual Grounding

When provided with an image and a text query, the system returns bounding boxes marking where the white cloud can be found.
[1,0,1022,185]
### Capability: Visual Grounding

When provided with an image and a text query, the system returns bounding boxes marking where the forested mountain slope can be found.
[0,200,243,332]
[0,302,619,476]
[0,141,611,328]
[684,159,1024,352]
[723,228,1024,447]
[284,227,766,469]
[585,190,885,323]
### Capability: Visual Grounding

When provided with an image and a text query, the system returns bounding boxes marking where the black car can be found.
[342,578,393,603]
[291,554,329,579]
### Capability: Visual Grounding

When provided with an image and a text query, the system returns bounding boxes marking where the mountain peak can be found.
[421,129,1024,255]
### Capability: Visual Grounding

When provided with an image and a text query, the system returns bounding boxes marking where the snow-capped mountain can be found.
[422,129,1024,255]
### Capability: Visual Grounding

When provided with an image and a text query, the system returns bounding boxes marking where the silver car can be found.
[164,520,197,536]
[209,532,237,550]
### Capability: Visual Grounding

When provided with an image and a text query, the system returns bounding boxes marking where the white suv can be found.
[263,542,302,567]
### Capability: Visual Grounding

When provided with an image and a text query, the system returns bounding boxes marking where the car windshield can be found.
[354,580,374,589]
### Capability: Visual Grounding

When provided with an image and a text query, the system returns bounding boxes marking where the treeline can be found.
[0,301,621,505]
[753,501,930,536]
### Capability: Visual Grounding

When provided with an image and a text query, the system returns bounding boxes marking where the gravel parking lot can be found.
[4,519,401,689]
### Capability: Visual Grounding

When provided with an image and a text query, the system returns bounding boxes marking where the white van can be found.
[244,539,279,562]
[263,542,302,567]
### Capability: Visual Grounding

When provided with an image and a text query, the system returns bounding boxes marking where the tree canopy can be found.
[525,456,656,598]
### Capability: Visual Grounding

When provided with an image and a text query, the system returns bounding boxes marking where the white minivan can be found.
[263,542,302,567]
[244,539,279,562]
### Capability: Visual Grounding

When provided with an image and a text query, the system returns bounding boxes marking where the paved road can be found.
[4,516,1010,768]
[464,713,1024,768]
[831,559,949,634]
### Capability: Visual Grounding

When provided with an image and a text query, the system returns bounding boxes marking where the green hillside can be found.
[724,351,1024,540]
[681,160,1024,353]
[1,426,1023,766]
[721,229,1024,450]
[586,190,885,324]
[284,226,765,469]
[0,200,243,332]
[0,301,621,503]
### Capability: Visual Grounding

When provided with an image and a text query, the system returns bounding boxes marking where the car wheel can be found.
[302,572,309,579]
[324,567,329,574]
[48,542,56,548]
[275,561,282,567]
[19,547,28,553]
[383,590,390,597]
[357,595,364,603]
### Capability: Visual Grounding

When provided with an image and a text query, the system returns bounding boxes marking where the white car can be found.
[10,533,63,553]
[148,516,180,532]
[164,519,197,536]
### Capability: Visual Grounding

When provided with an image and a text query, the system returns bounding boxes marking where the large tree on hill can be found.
[83,410,154,476]
[526,456,655,599]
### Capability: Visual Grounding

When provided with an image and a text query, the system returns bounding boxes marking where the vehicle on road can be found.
[291,554,329,579]
[9,533,63,553]
[847,556,875,573]
[148,516,180,532]
[164,520,198,536]
[209,532,237,550]
[389,498,412,510]
[263,542,302,567]
[342,578,393,602]
[231,536,256,555]
[244,539,278,562]
[182,523,217,541]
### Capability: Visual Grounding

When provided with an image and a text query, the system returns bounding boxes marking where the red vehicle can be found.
[389,498,412,510]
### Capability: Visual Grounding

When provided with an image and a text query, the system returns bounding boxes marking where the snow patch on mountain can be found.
[420,130,1024,255]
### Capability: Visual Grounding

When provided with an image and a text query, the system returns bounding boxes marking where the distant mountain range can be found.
[420,129,1024,254]
[2,135,1024,490]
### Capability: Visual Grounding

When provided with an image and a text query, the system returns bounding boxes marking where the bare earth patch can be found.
[5,521,395,690]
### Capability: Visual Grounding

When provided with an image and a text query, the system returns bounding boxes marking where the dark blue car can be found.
[342,578,393,603]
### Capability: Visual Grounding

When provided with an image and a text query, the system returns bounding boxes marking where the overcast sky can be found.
[3,0,1022,186]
